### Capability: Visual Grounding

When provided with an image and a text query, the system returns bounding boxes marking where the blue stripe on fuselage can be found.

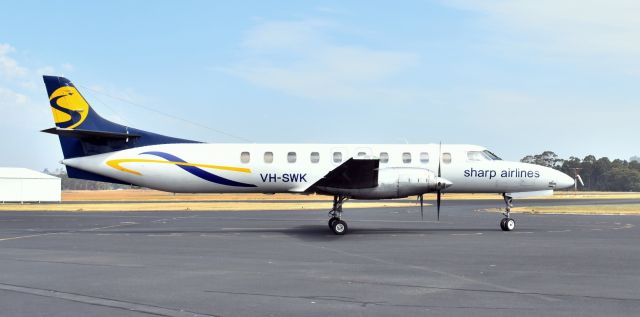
[141,151,257,188]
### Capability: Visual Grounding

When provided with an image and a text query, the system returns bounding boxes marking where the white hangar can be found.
[0,168,61,203]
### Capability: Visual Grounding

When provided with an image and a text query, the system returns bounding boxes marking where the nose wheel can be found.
[500,194,516,231]
[328,195,349,235]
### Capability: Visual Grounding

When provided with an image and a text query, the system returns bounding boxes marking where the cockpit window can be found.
[467,150,503,161]
[483,150,502,160]
[467,151,486,161]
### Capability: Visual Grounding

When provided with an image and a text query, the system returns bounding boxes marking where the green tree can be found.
[520,151,562,168]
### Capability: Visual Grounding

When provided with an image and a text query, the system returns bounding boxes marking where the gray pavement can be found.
[0,199,639,316]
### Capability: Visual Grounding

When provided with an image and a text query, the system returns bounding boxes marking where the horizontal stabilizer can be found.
[309,158,379,190]
[42,127,140,140]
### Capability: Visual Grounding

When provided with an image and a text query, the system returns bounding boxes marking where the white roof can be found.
[0,168,60,180]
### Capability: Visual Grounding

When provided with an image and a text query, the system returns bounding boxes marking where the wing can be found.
[307,158,379,192]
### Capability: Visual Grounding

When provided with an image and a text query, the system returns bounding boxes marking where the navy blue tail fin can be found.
[42,75,198,159]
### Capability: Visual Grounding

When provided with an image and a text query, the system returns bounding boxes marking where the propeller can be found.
[436,141,442,221]
[417,142,448,222]
[436,190,441,221]
[419,194,424,220]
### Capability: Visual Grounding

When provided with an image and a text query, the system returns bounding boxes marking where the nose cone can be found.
[436,177,453,189]
[554,170,575,189]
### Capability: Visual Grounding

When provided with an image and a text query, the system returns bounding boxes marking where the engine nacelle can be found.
[321,167,440,199]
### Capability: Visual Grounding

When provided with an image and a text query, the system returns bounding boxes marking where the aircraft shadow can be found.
[279,225,506,241]
[99,226,514,243]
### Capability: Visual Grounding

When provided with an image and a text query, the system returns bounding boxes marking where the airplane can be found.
[41,75,575,235]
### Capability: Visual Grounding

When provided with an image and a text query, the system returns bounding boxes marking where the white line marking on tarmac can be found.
[221,228,291,231]
[0,222,138,242]
[450,233,483,236]
[0,282,216,317]
[83,222,138,232]
[146,233,183,237]
[0,232,60,242]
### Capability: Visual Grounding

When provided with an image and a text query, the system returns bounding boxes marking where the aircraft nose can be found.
[554,170,575,189]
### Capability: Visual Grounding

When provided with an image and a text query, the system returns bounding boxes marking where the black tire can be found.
[328,217,339,229]
[505,218,516,231]
[331,220,348,235]
[500,218,507,231]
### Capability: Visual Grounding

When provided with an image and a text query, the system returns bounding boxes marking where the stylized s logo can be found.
[49,86,89,129]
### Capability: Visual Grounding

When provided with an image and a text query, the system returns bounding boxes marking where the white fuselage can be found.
[63,143,574,196]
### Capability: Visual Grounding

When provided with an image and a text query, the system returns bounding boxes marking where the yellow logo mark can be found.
[49,86,89,129]
[106,158,252,176]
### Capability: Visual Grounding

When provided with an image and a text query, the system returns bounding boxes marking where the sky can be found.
[0,0,638,171]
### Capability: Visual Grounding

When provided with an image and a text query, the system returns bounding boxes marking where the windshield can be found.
[483,150,502,160]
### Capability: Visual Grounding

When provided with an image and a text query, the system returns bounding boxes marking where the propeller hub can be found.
[435,177,453,190]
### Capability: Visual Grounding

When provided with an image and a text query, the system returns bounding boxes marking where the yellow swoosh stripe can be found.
[106,159,251,176]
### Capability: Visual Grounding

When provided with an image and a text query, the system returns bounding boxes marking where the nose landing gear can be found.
[500,194,516,231]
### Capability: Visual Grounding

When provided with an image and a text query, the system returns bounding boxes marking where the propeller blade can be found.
[436,141,442,221]
[420,194,424,221]
[437,191,441,221]
[438,141,442,177]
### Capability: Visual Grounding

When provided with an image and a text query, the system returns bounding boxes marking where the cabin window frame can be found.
[402,152,412,164]
[379,152,389,163]
[287,152,297,163]
[240,152,250,164]
[333,152,343,163]
[264,151,274,164]
[310,152,320,163]
[442,152,452,164]
[420,152,429,163]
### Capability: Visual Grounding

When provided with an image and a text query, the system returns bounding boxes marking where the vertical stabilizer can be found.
[42,75,198,160]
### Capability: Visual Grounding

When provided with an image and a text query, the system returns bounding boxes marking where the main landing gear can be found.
[328,195,349,235]
[500,194,516,231]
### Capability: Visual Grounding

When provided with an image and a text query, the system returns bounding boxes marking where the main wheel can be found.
[501,218,515,231]
[328,217,339,229]
[499,218,507,230]
[505,218,515,231]
[331,220,348,235]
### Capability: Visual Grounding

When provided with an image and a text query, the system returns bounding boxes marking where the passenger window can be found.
[420,152,429,163]
[442,152,452,164]
[310,152,320,163]
[402,152,411,163]
[240,152,250,163]
[264,152,273,163]
[379,152,389,163]
[333,152,342,163]
[287,152,297,163]
[357,152,366,157]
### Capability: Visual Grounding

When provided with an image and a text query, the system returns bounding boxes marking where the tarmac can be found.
[0,198,639,316]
